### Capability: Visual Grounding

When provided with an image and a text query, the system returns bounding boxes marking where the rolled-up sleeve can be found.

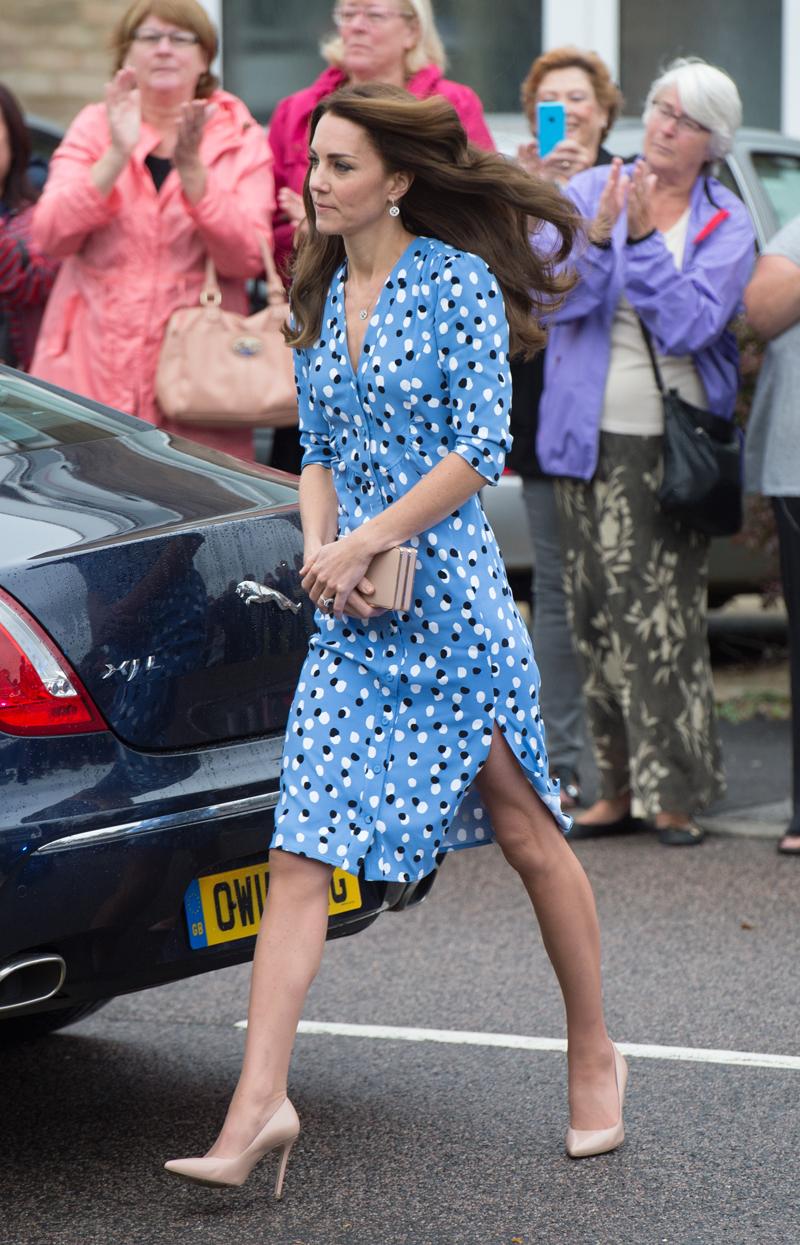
[296,348,337,470]
[434,252,511,485]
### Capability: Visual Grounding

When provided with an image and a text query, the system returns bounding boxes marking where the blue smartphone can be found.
[537,101,566,158]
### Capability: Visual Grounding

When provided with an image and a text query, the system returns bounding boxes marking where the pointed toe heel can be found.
[566,1045,628,1160]
[164,1097,300,1193]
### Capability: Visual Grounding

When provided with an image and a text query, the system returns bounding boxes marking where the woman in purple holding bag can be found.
[538,58,755,847]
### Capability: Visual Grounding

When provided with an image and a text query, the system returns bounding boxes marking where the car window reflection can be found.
[751,152,800,228]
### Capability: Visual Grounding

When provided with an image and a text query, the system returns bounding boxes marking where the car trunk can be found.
[3,508,312,750]
[0,420,314,750]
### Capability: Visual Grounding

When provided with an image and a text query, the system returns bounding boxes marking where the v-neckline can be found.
[339,236,420,378]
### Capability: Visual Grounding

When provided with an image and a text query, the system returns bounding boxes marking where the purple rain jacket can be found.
[536,162,756,480]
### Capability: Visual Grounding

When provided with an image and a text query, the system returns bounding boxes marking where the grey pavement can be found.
[2,612,795,1243]
[3,828,799,1245]
[574,715,793,840]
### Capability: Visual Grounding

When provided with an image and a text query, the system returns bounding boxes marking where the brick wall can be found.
[0,0,122,129]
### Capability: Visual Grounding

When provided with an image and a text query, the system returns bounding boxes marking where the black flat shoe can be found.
[656,821,706,846]
[777,833,800,855]
[569,812,647,839]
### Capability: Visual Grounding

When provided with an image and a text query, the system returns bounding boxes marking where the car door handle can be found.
[236,581,303,614]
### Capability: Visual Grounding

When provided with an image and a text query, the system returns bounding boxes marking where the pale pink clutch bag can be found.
[366,546,416,611]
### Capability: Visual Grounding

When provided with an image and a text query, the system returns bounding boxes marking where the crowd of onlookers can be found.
[0,0,797,853]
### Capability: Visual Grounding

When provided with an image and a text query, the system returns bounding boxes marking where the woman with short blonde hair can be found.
[321,0,447,76]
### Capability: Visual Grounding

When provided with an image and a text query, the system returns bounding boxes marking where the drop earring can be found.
[388,199,401,217]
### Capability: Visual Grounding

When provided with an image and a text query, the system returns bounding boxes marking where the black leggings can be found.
[774,497,800,832]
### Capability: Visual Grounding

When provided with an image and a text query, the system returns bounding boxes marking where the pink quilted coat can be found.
[30,90,275,460]
[269,64,495,281]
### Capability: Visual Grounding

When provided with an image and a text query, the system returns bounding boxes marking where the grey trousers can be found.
[555,433,725,818]
[521,477,585,776]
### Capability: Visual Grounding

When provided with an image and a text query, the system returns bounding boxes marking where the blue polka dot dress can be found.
[272,236,570,882]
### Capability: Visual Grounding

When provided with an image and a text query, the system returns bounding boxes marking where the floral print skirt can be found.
[555,432,724,818]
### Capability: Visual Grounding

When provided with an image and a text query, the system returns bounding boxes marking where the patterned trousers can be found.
[555,432,724,818]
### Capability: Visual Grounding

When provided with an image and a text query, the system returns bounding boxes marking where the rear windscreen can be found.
[0,373,139,452]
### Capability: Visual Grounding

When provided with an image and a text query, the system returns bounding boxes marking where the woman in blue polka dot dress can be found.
[165,84,629,1192]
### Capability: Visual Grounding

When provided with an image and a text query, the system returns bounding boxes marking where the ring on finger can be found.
[320,596,335,612]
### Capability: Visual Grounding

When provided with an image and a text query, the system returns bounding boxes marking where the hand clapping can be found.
[105,68,141,160]
[626,159,657,241]
[174,99,212,171]
[588,157,657,244]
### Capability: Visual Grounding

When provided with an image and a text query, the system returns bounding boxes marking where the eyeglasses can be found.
[652,99,710,135]
[333,5,414,27]
[132,29,201,47]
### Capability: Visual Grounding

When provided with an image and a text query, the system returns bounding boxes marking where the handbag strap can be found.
[200,234,287,309]
[637,317,666,395]
[257,234,286,307]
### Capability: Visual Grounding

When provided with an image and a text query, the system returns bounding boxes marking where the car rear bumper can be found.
[0,785,431,1017]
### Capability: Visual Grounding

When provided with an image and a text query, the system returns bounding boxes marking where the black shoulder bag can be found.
[638,320,743,538]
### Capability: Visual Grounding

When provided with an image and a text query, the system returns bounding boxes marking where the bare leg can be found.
[475,726,620,1130]
[206,849,333,1159]
[575,796,631,826]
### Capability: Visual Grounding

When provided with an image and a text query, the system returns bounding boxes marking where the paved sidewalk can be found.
[576,711,792,843]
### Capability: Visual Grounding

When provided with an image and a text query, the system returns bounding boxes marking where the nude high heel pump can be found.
[164,1097,300,1194]
[565,1045,628,1159]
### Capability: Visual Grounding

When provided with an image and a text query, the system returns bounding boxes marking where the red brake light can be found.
[0,589,107,736]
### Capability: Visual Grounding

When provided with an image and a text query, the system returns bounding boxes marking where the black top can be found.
[145,154,173,192]
[508,146,614,480]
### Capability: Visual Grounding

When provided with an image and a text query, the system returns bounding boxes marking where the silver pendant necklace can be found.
[346,279,382,324]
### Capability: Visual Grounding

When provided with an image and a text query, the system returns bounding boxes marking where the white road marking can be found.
[233,1019,800,1072]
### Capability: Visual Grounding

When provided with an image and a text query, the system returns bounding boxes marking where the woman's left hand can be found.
[627,159,657,240]
[301,534,383,620]
[541,138,596,184]
[174,99,212,201]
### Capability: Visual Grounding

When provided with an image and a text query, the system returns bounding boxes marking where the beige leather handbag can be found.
[155,235,298,428]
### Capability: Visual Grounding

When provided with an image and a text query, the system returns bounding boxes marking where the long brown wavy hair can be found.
[287,84,577,359]
[0,83,38,210]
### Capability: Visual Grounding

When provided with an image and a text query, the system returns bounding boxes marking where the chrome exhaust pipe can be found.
[0,954,66,1015]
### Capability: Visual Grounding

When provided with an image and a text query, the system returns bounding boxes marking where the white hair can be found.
[321,0,447,75]
[644,57,742,160]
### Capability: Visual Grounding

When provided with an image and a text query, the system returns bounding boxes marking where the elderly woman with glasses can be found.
[267,0,494,472]
[538,58,755,847]
[30,0,274,461]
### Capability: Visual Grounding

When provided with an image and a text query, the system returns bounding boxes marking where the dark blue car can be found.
[0,369,435,1043]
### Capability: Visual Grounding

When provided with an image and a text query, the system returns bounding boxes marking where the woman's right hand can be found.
[105,68,141,160]
[278,187,306,226]
[588,157,629,244]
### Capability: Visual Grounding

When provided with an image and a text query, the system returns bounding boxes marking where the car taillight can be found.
[0,588,107,736]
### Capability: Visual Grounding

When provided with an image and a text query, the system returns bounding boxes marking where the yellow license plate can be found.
[184,861,362,949]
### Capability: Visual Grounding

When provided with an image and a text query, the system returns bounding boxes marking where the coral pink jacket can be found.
[268,64,494,280]
[31,90,275,460]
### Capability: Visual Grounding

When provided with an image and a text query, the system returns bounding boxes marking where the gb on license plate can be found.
[184,860,362,949]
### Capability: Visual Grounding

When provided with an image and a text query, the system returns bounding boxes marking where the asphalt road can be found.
[3,828,798,1245]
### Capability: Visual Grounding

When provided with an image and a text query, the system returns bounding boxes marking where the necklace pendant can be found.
[359,309,368,321]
